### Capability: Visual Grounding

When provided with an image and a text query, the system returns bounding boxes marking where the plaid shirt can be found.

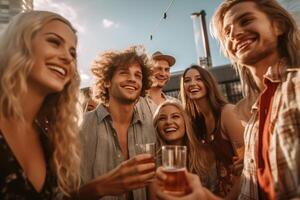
[239,64,300,200]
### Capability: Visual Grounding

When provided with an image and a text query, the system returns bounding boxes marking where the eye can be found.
[172,114,180,119]
[70,49,77,60]
[240,17,253,26]
[158,116,166,121]
[135,72,142,80]
[225,29,231,37]
[119,70,128,75]
[183,78,191,83]
[47,38,61,47]
[196,77,203,81]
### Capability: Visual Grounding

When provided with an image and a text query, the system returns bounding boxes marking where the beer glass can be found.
[135,143,156,173]
[135,143,156,156]
[162,145,187,196]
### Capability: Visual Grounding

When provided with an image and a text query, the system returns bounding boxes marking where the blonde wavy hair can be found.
[91,45,153,105]
[210,0,300,100]
[0,11,81,195]
[153,100,215,185]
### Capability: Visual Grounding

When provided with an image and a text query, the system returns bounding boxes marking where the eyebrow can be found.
[45,32,76,51]
[224,12,254,32]
[45,32,64,41]
[172,112,181,115]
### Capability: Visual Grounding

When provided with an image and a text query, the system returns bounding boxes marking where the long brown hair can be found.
[180,65,227,142]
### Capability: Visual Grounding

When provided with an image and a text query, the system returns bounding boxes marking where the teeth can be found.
[165,127,176,132]
[48,66,66,76]
[124,86,135,90]
[236,39,252,51]
[190,88,199,92]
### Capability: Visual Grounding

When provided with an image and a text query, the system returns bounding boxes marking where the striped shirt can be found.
[239,64,300,200]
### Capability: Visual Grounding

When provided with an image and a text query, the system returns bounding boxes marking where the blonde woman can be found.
[153,100,217,193]
[0,11,81,198]
[180,65,244,198]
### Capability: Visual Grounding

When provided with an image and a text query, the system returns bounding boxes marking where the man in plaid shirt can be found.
[156,0,300,199]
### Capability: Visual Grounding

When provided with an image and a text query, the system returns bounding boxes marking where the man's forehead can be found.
[223,1,257,27]
[154,59,170,67]
[117,62,142,71]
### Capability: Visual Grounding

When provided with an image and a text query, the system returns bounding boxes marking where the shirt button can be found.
[250,159,254,163]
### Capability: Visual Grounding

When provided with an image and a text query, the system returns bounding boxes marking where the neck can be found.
[20,86,45,125]
[194,97,212,117]
[107,98,135,124]
[169,138,184,146]
[244,52,281,91]
[148,87,165,105]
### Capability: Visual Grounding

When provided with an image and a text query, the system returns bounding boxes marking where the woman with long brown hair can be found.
[180,65,244,198]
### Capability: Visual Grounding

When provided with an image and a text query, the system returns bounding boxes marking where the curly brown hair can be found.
[91,45,152,105]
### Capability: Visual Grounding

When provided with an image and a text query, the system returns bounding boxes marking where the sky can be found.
[34,0,300,88]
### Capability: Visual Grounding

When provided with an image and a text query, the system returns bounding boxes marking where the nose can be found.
[128,72,137,83]
[229,25,244,41]
[59,48,73,64]
[165,116,173,124]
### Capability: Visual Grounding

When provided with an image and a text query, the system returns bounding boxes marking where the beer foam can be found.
[162,167,185,172]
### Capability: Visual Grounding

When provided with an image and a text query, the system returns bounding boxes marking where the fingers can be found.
[125,170,156,189]
[121,160,156,177]
[125,153,153,165]
[156,167,167,181]
[156,190,182,200]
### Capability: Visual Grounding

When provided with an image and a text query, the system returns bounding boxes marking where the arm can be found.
[77,154,156,199]
[221,104,245,151]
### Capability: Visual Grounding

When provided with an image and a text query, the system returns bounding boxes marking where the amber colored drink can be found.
[163,168,187,196]
[140,157,156,174]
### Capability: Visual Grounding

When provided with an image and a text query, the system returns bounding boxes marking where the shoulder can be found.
[221,104,244,132]
[80,106,101,135]
[135,96,157,117]
[221,104,236,118]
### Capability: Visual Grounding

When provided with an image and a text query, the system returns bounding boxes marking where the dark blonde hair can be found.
[91,45,152,105]
[211,0,300,99]
[153,100,215,183]
[0,11,81,195]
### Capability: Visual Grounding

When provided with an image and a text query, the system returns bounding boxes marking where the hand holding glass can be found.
[162,145,187,196]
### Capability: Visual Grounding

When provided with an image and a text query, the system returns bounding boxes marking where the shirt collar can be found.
[96,104,142,124]
[263,59,288,83]
[250,60,287,112]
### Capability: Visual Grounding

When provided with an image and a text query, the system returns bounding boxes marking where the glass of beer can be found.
[162,145,187,196]
[135,143,156,156]
[135,143,156,173]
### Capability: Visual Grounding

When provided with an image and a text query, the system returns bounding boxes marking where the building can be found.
[163,64,243,104]
[0,0,33,33]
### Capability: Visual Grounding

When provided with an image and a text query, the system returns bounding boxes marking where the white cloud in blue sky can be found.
[102,19,119,29]
[34,0,86,33]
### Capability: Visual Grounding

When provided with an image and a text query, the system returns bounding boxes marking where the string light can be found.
[149,0,175,41]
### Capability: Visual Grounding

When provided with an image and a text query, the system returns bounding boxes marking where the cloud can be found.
[102,18,119,29]
[34,0,86,33]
